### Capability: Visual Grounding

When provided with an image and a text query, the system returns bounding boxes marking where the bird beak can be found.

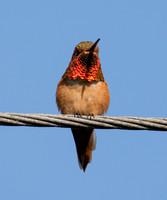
[88,38,100,52]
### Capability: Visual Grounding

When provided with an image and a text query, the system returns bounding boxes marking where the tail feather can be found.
[71,128,96,172]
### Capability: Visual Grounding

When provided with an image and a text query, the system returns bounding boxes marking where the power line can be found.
[0,113,167,131]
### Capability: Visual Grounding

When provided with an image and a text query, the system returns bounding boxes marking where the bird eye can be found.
[74,50,80,56]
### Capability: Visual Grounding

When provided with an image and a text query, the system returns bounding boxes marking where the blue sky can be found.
[0,0,167,199]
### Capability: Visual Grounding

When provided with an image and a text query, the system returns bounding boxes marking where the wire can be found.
[0,113,167,131]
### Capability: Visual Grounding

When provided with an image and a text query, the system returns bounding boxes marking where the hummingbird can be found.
[56,38,110,172]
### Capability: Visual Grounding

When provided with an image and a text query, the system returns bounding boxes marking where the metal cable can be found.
[0,113,167,131]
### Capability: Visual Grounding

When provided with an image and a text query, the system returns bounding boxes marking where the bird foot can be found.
[74,113,82,118]
[87,113,94,120]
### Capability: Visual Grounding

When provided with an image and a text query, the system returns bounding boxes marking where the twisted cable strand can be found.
[0,113,167,131]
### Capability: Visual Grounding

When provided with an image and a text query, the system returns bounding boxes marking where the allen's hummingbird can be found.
[56,39,110,172]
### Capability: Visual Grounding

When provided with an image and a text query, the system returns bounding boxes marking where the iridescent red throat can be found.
[62,52,104,82]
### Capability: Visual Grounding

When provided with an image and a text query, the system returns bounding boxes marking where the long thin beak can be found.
[88,38,100,51]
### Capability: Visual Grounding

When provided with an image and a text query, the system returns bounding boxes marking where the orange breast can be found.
[56,78,110,115]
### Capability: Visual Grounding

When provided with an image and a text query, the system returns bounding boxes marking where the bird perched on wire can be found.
[56,38,110,172]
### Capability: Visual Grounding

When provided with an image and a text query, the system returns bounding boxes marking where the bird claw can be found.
[74,113,94,119]
[74,113,82,118]
[87,113,94,120]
